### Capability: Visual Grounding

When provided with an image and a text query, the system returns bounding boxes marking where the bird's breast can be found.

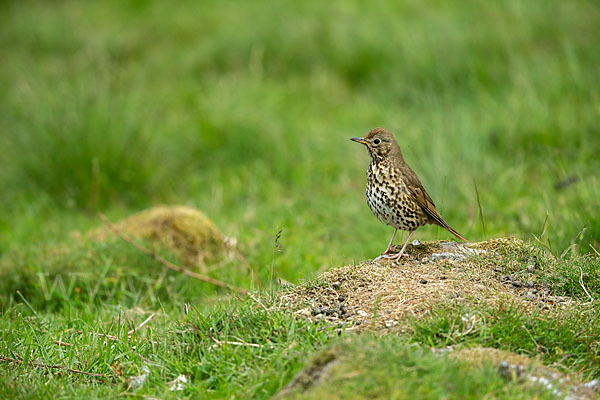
[365,163,427,230]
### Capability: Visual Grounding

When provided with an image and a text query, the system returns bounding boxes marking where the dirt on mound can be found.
[279,238,574,331]
[90,205,228,268]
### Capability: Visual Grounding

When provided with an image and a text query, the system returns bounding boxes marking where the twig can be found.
[128,314,155,336]
[211,337,263,348]
[0,355,106,378]
[248,293,269,312]
[53,340,72,347]
[579,267,594,303]
[473,178,485,236]
[99,213,248,295]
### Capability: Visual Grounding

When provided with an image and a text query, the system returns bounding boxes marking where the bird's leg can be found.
[382,228,398,255]
[375,228,405,261]
[386,230,415,260]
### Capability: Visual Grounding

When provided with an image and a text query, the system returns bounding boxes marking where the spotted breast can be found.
[366,160,429,231]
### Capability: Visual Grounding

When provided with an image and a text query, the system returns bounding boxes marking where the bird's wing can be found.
[400,165,467,241]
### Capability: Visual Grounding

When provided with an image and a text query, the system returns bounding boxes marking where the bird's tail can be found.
[429,212,467,241]
[442,222,467,242]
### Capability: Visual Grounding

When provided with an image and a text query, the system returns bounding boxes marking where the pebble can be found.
[527,281,534,288]
[498,360,525,380]
[449,292,462,299]
[583,379,600,391]
[356,310,369,317]
[419,279,428,284]
[527,265,535,273]
[385,319,398,328]
[338,295,345,302]
[431,252,466,261]
[412,239,421,246]
[511,281,522,288]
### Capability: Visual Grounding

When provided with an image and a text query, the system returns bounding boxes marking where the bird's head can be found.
[351,128,399,162]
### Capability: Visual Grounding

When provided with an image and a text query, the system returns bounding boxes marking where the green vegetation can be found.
[1,0,599,398]
[285,335,557,399]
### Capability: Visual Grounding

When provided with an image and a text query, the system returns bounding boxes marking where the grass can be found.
[0,297,333,399]
[284,335,558,399]
[410,302,600,379]
[1,0,600,397]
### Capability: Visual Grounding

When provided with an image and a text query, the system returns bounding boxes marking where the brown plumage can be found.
[351,127,466,260]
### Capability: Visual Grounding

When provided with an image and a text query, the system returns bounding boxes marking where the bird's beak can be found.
[350,137,367,145]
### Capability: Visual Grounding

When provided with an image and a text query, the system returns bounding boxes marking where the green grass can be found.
[410,302,600,379]
[286,335,557,399]
[0,297,333,399]
[1,0,600,397]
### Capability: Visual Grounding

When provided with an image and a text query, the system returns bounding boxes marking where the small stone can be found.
[526,265,535,273]
[583,379,600,391]
[385,319,398,328]
[526,293,537,300]
[527,281,534,288]
[412,239,421,246]
[338,295,345,302]
[511,281,522,288]
[419,279,427,284]
[356,310,369,318]
[431,252,466,261]
[312,307,323,316]
[449,292,462,299]
[498,360,510,375]
[439,276,447,280]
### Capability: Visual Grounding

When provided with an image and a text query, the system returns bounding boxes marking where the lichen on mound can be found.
[279,238,574,331]
[91,205,227,268]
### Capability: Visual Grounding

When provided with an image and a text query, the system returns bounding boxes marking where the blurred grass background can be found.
[1,0,599,285]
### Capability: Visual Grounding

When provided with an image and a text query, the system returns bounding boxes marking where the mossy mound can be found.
[91,205,227,268]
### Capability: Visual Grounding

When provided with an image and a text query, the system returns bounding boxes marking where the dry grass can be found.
[279,238,577,331]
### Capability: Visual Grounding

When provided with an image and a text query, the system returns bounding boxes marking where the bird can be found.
[351,128,466,261]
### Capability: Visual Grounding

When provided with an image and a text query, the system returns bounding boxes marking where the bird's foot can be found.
[375,252,409,262]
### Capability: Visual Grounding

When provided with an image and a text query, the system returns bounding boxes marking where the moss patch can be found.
[90,205,227,268]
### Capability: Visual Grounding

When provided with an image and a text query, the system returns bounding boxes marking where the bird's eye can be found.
[373,138,381,145]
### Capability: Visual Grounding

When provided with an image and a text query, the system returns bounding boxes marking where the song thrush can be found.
[351,128,466,260]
